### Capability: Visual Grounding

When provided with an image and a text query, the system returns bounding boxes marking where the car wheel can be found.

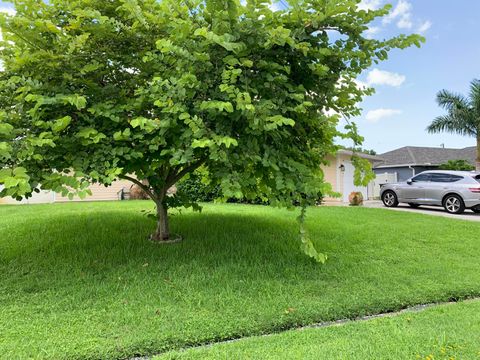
[382,191,399,208]
[408,203,420,208]
[443,194,465,214]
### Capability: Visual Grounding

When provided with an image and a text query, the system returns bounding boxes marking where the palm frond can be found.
[426,115,477,137]
[430,85,479,137]
[469,79,480,116]
[436,89,470,112]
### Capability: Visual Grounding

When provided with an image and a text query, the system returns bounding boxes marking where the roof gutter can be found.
[373,163,440,169]
[408,165,415,177]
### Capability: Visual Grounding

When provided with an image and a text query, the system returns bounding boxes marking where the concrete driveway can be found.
[363,200,480,221]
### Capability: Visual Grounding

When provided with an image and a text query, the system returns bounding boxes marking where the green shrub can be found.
[438,160,475,171]
[177,173,222,203]
[177,172,323,205]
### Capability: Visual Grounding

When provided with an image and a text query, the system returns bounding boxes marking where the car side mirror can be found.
[407,180,413,185]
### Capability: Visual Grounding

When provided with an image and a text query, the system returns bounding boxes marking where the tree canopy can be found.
[0,0,422,261]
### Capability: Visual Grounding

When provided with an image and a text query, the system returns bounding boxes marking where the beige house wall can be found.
[321,154,341,202]
[55,180,133,202]
[0,179,134,204]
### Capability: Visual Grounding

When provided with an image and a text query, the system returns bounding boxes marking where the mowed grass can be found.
[1,202,480,359]
[158,299,480,360]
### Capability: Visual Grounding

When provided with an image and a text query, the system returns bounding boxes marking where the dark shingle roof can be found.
[374,146,476,167]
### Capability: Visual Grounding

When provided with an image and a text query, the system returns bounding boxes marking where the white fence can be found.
[372,172,397,198]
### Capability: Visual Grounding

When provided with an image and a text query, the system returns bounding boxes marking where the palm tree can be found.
[427,79,480,171]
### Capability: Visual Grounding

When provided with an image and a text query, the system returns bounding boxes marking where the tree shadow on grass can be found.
[1,209,324,281]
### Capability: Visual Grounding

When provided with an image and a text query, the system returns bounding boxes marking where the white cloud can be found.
[417,20,432,34]
[364,26,381,38]
[382,0,413,29]
[357,0,383,11]
[365,108,402,123]
[354,78,369,90]
[397,16,413,29]
[383,0,411,23]
[0,5,15,16]
[366,68,406,87]
[370,0,431,34]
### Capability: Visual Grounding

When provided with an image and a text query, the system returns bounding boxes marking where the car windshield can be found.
[475,174,480,183]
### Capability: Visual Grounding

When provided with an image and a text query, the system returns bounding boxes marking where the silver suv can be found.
[380,170,480,214]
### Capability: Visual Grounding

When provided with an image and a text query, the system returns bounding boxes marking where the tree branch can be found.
[166,157,207,187]
[119,174,157,201]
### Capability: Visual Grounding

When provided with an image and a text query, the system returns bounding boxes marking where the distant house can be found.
[322,149,383,203]
[373,146,476,182]
[0,180,134,205]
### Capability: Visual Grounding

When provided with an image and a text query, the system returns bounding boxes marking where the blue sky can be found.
[348,0,480,153]
[1,0,479,154]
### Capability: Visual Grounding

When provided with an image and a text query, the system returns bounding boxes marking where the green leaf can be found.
[12,167,28,178]
[0,169,11,182]
[130,117,144,128]
[51,116,72,133]
[63,95,87,110]
[200,101,235,113]
[3,176,19,188]
[0,142,12,158]
[113,131,123,141]
[0,123,13,135]
[76,128,98,138]
[265,115,295,130]
[192,139,212,148]
[130,117,159,132]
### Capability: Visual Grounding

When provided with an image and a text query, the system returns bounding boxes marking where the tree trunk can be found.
[477,136,480,172]
[151,202,170,242]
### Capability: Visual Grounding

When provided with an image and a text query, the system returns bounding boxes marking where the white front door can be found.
[342,161,368,202]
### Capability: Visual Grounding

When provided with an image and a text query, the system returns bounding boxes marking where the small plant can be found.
[348,191,364,206]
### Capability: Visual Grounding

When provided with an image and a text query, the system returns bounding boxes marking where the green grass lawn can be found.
[158,299,480,360]
[1,202,480,359]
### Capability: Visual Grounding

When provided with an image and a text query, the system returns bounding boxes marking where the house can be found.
[0,180,134,205]
[373,146,476,186]
[321,149,383,203]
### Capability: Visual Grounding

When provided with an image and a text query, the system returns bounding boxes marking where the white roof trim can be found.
[374,163,439,169]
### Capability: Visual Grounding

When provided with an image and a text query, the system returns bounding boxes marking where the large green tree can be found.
[428,79,480,171]
[0,0,421,259]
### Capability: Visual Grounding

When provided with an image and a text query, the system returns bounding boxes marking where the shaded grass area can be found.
[158,300,480,360]
[1,202,480,359]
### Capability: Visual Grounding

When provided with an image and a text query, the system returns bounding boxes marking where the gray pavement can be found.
[363,200,480,221]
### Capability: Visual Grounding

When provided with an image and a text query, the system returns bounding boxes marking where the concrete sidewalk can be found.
[362,200,480,222]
